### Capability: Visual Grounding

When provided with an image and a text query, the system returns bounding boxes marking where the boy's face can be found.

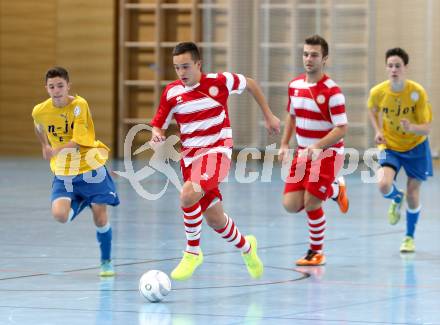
[303,44,327,75]
[386,55,406,84]
[173,52,202,87]
[46,77,70,107]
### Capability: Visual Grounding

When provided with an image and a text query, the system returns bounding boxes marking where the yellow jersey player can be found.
[368,48,433,253]
[32,67,120,276]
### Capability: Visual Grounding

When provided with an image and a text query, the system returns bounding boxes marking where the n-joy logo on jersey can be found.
[48,113,73,143]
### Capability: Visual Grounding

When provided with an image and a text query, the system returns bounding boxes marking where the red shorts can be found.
[181,153,231,212]
[283,150,344,201]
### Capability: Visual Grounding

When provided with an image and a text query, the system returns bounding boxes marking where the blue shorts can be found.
[51,166,120,207]
[379,139,433,181]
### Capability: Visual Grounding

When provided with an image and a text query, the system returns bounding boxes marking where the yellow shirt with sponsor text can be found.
[367,80,432,152]
[32,95,109,176]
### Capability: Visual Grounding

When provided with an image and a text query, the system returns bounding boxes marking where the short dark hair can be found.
[385,47,409,65]
[172,42,201,61]
[304,34,329,58]
[45,66,69,83]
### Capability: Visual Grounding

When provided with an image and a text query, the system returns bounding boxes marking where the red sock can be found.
[182,203,203,254]
[215,213,250,253]
[307,207,326,253]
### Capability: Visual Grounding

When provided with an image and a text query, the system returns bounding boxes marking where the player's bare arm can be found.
[367,106,386,144]
[34,123,53,160]
[150,126,166,147]
[34,123,80,160]
[302,124,347,160]
[400,119,431,136]
[52,141,79,156]
[278,113,295,163]
[312,124,347,149]
[245,77,281,135]
[151,126,166,142]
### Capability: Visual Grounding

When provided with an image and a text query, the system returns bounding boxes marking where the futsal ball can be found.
[138,270,171,303]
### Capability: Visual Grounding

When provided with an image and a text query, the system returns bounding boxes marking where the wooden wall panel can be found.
[1,0,439,157]
[430,0,440,156]
[374,0,439,156]
[374,0,428,82]
[56,0,115,154]
[0,1,56,155]
[0,0,115,156]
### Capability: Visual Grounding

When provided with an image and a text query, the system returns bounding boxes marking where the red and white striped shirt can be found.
[286,74,347,153]
[150,72,246,166]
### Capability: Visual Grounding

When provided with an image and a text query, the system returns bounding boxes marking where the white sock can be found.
[67,209,75,223]
[96,222,111,233]
[331,181,339,199]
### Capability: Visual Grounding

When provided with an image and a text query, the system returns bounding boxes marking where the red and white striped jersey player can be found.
[278,35,350,267]
[150,42,280,281]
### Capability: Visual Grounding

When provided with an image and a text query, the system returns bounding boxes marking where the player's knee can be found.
[205,214,224,229]
[180,186,199,207]
[378,180,391,195]
[93,213,108,227]
[91,204,108,227]
[282,197,303,213]
[180,191,193,207]
[52,209,69,223]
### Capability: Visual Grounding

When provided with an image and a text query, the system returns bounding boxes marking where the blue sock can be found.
[383,183,403,203]
[96,224,112,262]
[406,206,421,238]
[68,199,89,222]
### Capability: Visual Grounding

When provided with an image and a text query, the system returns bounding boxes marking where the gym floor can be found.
[1,157,439,325]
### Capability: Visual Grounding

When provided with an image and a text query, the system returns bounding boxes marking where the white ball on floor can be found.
[139,270,171,303]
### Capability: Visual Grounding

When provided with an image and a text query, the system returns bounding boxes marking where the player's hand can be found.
[150,134,166,143]
[400,119,412,132]
[42,144,54,160]
[149,128,166,147]
[298,145,321,161]
[278,144,290,164]
[265,114,281,135]
[374,131,386,144]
